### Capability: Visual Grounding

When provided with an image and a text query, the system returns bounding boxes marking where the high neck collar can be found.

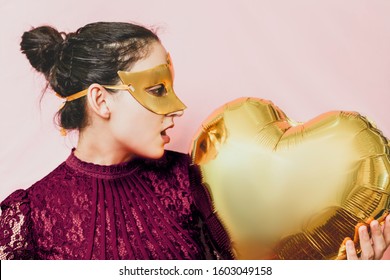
[65,148,142,179]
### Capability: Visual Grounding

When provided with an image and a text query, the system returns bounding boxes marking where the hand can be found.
[346,214,390,260]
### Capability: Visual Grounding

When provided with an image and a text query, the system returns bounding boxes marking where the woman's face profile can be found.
[106,42,184,159]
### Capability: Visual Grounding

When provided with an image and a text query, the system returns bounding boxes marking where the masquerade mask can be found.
[57,54,187,115]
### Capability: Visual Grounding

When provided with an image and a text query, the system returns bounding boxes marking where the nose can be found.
[166,110,184,118]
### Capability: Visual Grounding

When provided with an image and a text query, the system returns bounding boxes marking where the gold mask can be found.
[57,54,187,115]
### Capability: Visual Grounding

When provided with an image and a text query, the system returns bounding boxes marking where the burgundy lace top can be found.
[0,150,233,260]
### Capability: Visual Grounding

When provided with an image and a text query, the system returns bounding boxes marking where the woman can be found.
[0,21,388,260]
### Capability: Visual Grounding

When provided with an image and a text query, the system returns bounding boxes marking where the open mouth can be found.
[160,129,170,144]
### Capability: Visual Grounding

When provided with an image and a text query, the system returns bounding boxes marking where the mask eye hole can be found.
[145,84,167,97]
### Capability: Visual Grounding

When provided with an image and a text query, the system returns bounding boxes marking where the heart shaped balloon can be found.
[190,97,390,259]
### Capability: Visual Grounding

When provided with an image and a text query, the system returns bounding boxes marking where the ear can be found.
[86,83,111,119]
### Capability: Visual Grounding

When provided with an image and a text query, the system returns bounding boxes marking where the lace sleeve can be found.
[0,189,35,259]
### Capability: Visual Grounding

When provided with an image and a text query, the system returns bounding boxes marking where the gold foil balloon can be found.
[190,97,390,260]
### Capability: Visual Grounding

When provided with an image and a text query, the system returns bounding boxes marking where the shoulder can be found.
[163,150,192,179]
[32,161,69,184]
[141,150,191,171]
[163,150,191,166]
[137,150,193,189]
[0,189,30,212]
[1,161,70,210]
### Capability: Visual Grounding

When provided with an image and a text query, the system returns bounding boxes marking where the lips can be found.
[160,127,172,144]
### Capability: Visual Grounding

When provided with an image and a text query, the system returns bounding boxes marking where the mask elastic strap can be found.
[55,84,132,136]
[55,84,132,102]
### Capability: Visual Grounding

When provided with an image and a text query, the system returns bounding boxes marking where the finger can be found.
[370,220,386,259]
[383,214,390,246]
[345,239,358,260]
[358,225,375,260]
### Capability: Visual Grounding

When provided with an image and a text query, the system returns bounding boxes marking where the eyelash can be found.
[145,84,167,97]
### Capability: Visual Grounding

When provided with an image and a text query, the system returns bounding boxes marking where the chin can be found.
[143,148,165,160]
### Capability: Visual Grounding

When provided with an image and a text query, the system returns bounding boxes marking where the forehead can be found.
[130,42,168,72]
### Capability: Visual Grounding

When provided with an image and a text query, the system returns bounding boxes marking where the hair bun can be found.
[20,26,64,77]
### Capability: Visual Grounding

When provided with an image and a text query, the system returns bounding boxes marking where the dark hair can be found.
[20,22,160,131]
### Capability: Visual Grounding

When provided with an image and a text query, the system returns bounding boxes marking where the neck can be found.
[75,127,134,165]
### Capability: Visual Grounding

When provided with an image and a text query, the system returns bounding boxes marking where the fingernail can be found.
[346,240,354,250]
[359,225,368,236]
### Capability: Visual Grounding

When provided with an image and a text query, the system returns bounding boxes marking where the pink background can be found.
[0,0,389,259]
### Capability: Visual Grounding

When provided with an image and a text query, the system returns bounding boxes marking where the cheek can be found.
[109,102,164,157]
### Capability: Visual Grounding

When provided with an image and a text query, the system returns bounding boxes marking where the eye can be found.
[145,84,167,97]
